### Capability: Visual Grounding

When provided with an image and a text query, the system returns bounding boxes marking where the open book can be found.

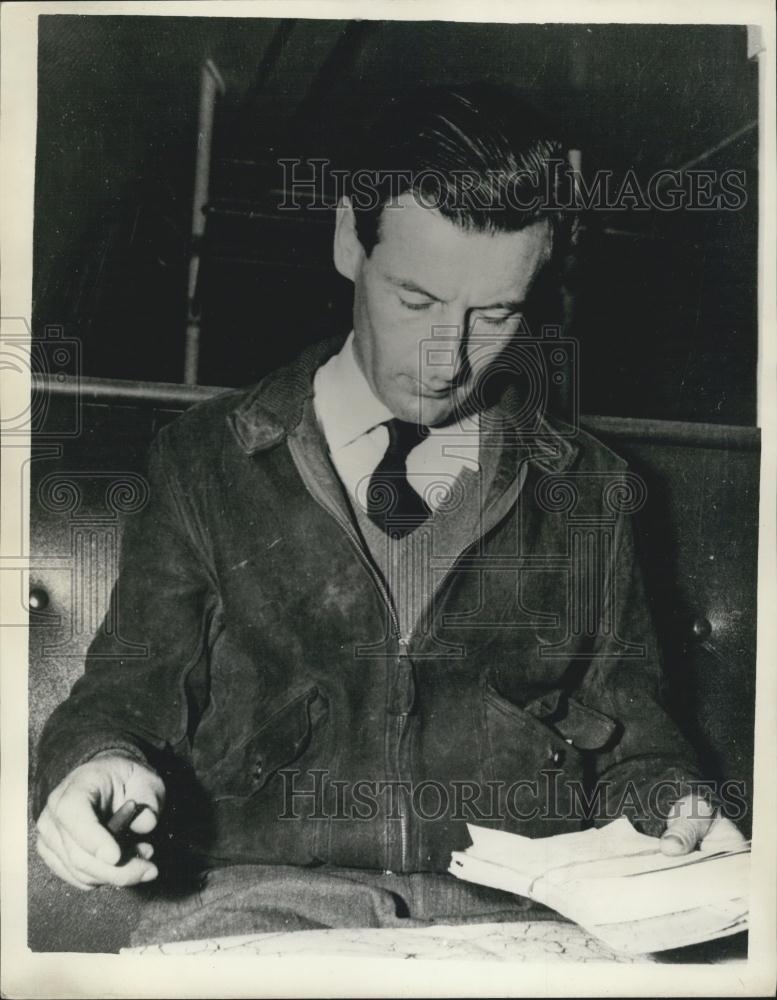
[449,817,749,955]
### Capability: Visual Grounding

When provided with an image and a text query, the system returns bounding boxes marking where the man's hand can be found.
[36,754,165,890]
[659,793,746,856]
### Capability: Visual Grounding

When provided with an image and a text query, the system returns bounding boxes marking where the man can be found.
[34,85,742,941]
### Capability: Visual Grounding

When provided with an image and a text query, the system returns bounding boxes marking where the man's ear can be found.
[333,196,364,281]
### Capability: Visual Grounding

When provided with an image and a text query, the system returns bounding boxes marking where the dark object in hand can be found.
[106,800,144,865]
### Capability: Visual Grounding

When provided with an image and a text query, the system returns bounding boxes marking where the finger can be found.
[129,805,159,836]
[122,768,164,835]
[124,768,166,815]
[660,816,712,855]
[53,791,122,865]
[42,796,126,875]
[699,815,748,853]
[136,842,154,861]
[44,814,158,886]
[36,836,94,892]
[660,794,716,855]
[35,806,62,850]
[36,807,96,869]
[38,813,107,887]
[57,825,158,887]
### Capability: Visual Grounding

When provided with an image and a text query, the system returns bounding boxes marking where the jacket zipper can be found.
[385,507,520,872]
[301,478,414,870]
[396,635,411,871]
[307,490,413,869]
[287,441,413,869]
[288,435,524,872]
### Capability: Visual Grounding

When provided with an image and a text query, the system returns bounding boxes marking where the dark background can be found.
[33,16,758,424]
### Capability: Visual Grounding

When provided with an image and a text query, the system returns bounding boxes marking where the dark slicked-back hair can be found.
[347,83,577,264]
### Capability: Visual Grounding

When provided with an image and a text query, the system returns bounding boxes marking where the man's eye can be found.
[399,296,433,311]
[477,312,514,326]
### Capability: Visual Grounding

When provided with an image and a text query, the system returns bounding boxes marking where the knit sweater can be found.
[348,420,504,643]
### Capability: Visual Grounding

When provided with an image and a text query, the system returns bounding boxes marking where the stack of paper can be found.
[448,817,749,954]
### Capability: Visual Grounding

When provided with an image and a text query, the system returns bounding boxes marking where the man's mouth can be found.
[409,375,455,399]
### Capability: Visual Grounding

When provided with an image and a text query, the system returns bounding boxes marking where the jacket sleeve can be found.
[33,426,219,818]
[572,492,709,836]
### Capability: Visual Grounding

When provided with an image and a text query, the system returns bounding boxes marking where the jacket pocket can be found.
[482,680,585,778]
[198,685,328,801]
[522,688,618,751]
[482,680,595,834]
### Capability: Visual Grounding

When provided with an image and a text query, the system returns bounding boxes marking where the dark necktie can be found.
[366,418,431,537]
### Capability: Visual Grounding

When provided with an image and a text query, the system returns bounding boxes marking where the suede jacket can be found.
[34,336,702,874]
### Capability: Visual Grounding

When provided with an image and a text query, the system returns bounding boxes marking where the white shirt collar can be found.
[314,332,394,453]
[314,331,479,454]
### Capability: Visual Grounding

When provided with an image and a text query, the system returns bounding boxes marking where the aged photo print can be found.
[1,1,775,997]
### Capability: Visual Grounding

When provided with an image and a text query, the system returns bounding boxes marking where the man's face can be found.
[334,193,552,426]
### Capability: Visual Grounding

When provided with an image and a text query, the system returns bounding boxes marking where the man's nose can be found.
[421,320,468,387]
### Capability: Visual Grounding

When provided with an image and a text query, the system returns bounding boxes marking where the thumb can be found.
[660,795,715,856]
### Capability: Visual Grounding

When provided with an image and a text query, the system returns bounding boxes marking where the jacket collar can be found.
[228,334,347,454]
[494,382,580,474]
[227,334,579,474]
